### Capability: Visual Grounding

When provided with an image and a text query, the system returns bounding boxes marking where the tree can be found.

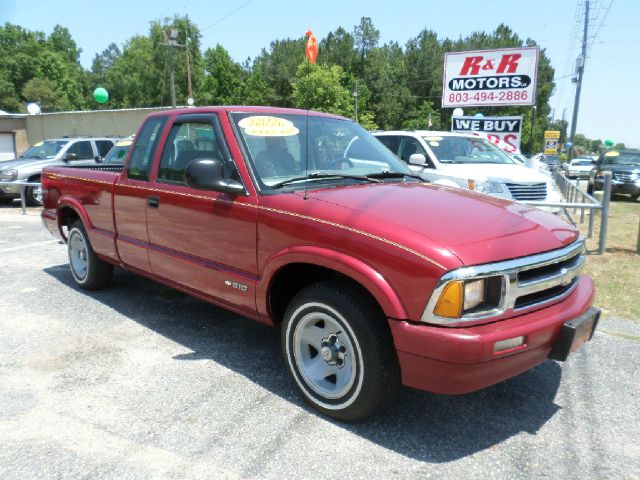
[22,77,70,111]
[253,37,306,106]
[202,44,246,104]
[291,62,352,117]
[353,17,380,59]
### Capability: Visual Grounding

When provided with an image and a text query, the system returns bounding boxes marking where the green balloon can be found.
[93,87,109,104]
[604,139,614,148]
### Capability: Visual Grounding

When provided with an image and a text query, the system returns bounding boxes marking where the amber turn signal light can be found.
[433,280,463,318]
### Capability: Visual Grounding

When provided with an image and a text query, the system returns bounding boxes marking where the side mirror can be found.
[408,153,427,166]
[185,158,245,195]
[63,153,78,162]
[94,155,102,163]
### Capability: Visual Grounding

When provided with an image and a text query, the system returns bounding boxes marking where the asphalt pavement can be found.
[1,203,639,480]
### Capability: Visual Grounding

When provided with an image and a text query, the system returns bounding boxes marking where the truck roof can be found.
[145,105,347,120]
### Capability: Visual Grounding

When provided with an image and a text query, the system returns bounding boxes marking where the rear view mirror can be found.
[185,158,245,195]
[408,153,427,165]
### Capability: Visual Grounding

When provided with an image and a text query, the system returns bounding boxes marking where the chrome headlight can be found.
[476,179,503,194]
[0,169,18,181]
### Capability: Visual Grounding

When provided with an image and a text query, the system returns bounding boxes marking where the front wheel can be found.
[68,220,113,289]
[26,180,42,206]
[281,281,400,422]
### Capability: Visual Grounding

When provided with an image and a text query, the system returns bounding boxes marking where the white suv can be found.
[373,130,561,208]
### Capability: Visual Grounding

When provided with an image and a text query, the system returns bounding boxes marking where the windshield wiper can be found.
[366,171,424,181]
[270,172,382,189]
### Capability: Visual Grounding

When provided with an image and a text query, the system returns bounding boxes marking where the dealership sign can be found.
[442,46,539,108]
[452,116,523,153]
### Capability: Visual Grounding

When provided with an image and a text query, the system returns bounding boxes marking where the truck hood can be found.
[0,157,55,171]
[305,182,577,267]
[436,163,550,183]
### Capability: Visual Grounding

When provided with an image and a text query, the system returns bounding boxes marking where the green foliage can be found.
[0,14,565,146]
[291,62,352,116]
[202,44,246,104]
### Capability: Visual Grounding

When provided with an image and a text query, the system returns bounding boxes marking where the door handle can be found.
[147,195,160,208]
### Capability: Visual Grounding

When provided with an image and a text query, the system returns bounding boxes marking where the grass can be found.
[569,194,640,322]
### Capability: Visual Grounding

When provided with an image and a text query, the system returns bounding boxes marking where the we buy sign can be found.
[442,46,539,108]
[452,116,523,153]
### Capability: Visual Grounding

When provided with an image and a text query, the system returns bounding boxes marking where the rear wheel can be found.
[281,281,400,422]
[68,220,113,289]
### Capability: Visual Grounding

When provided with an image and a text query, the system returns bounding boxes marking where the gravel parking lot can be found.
[1,204,639,480]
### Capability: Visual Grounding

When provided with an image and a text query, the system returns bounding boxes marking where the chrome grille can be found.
[422,240,586,326]
[504,182,547,200]
[613,172,635,181]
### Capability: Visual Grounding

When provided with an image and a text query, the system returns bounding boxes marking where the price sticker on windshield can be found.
[238,116,299,137]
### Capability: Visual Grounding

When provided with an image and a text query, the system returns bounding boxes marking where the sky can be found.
[1,0,639,147]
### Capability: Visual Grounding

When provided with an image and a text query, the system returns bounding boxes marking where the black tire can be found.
[67,220,113,290]
[281,281,400,422]
[631,193,640,201]
[25,178,42,206]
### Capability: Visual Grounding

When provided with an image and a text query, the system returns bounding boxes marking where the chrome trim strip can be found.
[421,239,586,327]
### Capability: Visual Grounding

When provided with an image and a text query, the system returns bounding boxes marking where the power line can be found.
[200,0,255,32]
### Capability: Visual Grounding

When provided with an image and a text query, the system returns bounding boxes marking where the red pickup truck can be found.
[41,106,598,421]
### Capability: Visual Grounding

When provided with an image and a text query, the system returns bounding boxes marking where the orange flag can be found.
[305,29,318,64]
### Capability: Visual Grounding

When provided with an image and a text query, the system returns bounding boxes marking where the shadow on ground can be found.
[44,264,562,463]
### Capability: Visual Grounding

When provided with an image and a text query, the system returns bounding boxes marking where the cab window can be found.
[156,117,234,186]
[127,117,167,181]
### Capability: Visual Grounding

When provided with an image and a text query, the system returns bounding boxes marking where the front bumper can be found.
[595,179,640,194]
[0,182,23,195]
[388,275,595,394]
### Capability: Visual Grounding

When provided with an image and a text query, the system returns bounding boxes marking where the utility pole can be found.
[166,28,178,108]
[353,80,359,123]
[568,0,589,161]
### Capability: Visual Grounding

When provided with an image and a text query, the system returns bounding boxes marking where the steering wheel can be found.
[326,156,353,170]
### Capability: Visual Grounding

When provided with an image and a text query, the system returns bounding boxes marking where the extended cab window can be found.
[127,117,167,181]
[157,118,232,185]
[67,140,94,160]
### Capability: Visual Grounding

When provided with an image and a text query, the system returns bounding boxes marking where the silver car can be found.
[0,137,117,205]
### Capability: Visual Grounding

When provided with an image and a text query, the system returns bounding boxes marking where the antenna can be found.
[303,109,310,200]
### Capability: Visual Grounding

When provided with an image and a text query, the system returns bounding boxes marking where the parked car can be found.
[373,131,562,210]
[588,149,640,200]
[41,107,598,421]
[102,136,134,165]
[533,153,561,170]
[565,157,596,179]
[0,136,117,205]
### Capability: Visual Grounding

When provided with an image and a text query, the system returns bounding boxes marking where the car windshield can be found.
[103,140,132,165]
[20,140,68,160]
[572,160,593,166]
[231,113,412,189]
[603,151,640,166]
[424,136,515,164]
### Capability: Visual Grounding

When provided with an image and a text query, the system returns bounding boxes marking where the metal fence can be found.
[522,169,613,254]
[0,180,41,215]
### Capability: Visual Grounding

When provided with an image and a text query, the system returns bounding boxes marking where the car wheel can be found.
[26,183,43,206]
[281,281,400,422]
[631,193,640,201]
[68,220,113,290]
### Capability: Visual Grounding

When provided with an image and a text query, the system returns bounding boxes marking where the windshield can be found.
[424,136,515,164]
[603,151,640,166]
[231,113,411,188]
[20,140,68,160]
[103,141,132,165]
[572,160,593,166]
